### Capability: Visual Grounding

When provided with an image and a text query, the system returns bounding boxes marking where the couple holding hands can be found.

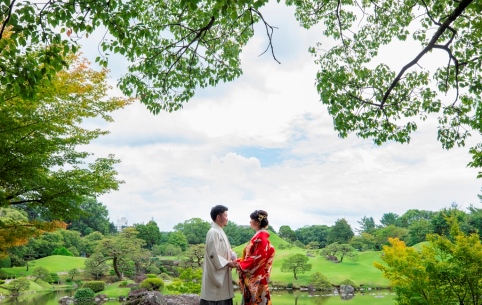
[200,205,275,305]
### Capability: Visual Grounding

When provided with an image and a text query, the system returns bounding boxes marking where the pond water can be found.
[0,290,395,305]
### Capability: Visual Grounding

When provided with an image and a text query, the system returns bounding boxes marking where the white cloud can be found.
[78,1,482,234]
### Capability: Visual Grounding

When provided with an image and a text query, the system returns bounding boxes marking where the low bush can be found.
[52,247,73,256]
[145,274,157,278]
[49,273,60,284]
[139,278,164,291]
[0,270,10,280]
[74,288,95,302]
[82,281,105,293]
[159,273,170,281]
[340,279,357,288]
[0,256,11,268]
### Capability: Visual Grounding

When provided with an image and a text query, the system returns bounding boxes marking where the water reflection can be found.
[340,294,355,300]
[1,289,394,305]
[0,290,75,305]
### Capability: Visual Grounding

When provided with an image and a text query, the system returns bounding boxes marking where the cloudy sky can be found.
[81,2,481,232]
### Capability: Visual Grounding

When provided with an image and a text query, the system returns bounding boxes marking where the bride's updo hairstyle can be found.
[250,210,269,228]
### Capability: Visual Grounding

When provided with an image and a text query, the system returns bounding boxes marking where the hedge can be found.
[139,278,164,291]
[82,281,105,293]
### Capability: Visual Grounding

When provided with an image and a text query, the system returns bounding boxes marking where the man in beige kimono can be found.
[200,205,237,305]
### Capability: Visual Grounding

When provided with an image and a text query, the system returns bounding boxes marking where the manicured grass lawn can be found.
[2,255,86,277]
[97,282,132,298]
[233,232,390,288]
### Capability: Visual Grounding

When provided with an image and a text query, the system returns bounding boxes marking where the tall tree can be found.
[380,213,400,227]
[167,231,189,251]
[278,225,296,242]
[134,220,161,249]
[467,203,482,235]
[93,227,146,279]
[0,54,130,219]
[431,204,469,236]
[81,231,105,257]
[327,218,354,244]
[373,225,409,250]
[173,218,211,245]
[295,225,331,247]
[398,209,435,228]
[223,221,254,246]
[406,219,433,246]
[357,216,376,234]
[67,197,112,236]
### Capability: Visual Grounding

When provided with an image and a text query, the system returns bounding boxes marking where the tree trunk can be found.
[113,256,122,279]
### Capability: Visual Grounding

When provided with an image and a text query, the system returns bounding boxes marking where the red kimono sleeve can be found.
[239,232,270,273]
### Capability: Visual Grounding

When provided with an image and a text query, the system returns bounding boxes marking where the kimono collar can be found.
[255,229,270,236]
[212,222,224,231]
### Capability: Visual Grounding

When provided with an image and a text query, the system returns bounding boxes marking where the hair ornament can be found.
[258,214,266,222]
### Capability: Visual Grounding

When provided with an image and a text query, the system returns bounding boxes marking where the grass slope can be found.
[2,255,86,277]
[233,231,390,288]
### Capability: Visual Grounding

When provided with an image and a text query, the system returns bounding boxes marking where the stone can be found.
[125,290,200,305]
[126,289,166,305]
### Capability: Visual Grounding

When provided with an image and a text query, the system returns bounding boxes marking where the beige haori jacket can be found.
[200,223,234,301]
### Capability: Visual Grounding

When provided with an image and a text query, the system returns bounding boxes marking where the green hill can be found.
[233,231,390,288]
[2,255,86,277]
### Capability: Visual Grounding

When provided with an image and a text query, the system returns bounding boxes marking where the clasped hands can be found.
[227,260,238,268]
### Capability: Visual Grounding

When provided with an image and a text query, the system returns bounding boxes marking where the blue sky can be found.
[81,1,481,232]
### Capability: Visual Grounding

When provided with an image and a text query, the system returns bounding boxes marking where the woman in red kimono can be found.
[236,210,275,305]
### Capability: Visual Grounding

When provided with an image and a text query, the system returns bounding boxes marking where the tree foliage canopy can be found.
[0,54,130,219]
[3,0,482,173]
[280,253,312,280]
[375,219,482,305]
[0,208,65,259]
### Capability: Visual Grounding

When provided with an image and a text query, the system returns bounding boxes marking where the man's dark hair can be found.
[210,205,228,222]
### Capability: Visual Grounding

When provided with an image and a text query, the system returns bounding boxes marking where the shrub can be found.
[139,278,164,291]
[0,256,11,268]
[145,265,161,275]
[52,247,73,256]
[49,273,60,284]
[74,288,95,302]
[166,280,200,294]
[67,246,79,257]
[145,274,157,278]
[0,280,5,285]
[82,281,105,293]
[159,273,170,281]
[287,283,293,289]
[310,272,332,292]
[0,270,10,280]
[119,280,128,287]
[340,279,357,288]
[65,278,73,284]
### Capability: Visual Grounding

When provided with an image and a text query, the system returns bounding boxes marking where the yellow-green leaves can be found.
[375,219,482,305]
